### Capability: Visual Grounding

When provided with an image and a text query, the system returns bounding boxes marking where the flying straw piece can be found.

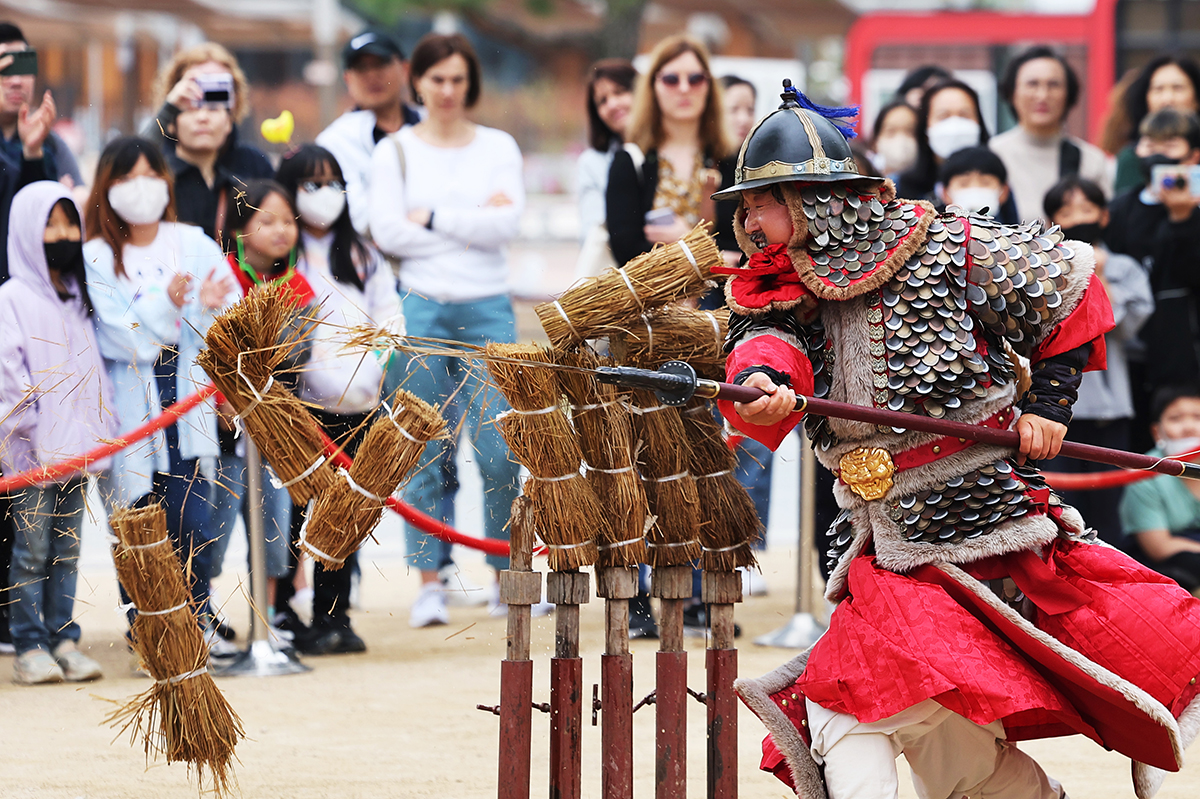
[196,283,335,504]
[553,348,649,567]
[302,390,447,569]
[610,306,729,381]
[106,503,243,796]
[627,388,701,567]
[485,343,601,570]
[535,224,720,349]
[680,399,761,571]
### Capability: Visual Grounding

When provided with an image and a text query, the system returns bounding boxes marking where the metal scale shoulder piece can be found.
[797,182,938,301]
[824,509,855,576]
[876,214,1010,420]
[963,217,1074,357]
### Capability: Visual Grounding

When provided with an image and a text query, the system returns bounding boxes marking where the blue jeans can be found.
[735,437,773,549]
[209,453,292,579]
[8,478,86,654]
[392,293,520,572]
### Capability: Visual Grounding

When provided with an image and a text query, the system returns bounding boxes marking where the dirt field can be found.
[3,538,1199,799]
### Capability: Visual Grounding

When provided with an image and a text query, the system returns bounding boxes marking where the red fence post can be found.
[703,571,742,799]
[497,497,540,799]
[596,567,637,799]
[547,570,589,799]
[653,565,693,799]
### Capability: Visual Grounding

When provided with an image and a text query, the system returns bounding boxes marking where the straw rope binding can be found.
[196,283,335,505]
[301,389,447,569]
[610,307,730,382]
[106,503,243,796]
[628,388,701,567]
[485,343,601,570]
[534,225,721,349]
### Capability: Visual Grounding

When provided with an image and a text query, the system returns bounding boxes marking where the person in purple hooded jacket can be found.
[0,181,118,685]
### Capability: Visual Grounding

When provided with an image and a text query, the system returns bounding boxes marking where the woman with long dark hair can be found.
[605,34,739,268]
[579,58,636,239]
[272,147,403,652]
[83,136,239,650]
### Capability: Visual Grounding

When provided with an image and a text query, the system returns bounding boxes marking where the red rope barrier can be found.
[1042,448,1200,491]
[0,385,220,494]
[0,384,514,557]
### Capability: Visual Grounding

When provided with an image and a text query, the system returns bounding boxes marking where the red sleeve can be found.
[717,332,813,451]
[1031,274,1113,372]
[760,734,795,790]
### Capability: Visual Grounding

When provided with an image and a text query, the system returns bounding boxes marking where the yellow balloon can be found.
[261,110,295,144]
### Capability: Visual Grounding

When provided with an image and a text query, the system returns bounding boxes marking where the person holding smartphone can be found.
[0,23,83,190]
[604,35,739,268]
[141,42,273,242]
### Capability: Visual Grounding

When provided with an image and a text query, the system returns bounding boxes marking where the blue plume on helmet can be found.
[783,84,860,140]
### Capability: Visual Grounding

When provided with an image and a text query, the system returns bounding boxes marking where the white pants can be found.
[807,699,1063,799]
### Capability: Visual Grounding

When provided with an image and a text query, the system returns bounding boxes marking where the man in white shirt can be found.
[316,29,422,235]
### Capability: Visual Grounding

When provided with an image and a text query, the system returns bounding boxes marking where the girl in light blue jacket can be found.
[83,137,239,625]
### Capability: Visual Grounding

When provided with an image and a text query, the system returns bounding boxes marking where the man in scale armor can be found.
[715,81,1200,799]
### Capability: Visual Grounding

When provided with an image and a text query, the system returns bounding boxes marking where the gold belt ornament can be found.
[839,447,895,501]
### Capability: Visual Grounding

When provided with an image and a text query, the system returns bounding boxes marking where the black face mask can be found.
[1139,152,1181,182]
[44,240,84,299]
[1059,222,1105,244]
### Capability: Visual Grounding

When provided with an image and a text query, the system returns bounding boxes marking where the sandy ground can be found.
[3,534,1200,799]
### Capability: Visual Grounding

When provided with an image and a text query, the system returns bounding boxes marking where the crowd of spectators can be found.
[5,18,1200,685]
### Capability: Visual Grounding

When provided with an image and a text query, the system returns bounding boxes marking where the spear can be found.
[595,360,1200,481]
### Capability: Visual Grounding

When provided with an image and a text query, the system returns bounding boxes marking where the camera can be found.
[194,73,235,109]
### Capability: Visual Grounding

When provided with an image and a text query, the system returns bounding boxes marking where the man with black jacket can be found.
[140,44,273,242]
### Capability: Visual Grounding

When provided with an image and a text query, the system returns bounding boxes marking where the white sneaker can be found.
[410,582,449,628]
[439,564,489,608]
[13,649,64,685]
[204,626,240,659]
[740,567,769,597]
[52,640,103,682]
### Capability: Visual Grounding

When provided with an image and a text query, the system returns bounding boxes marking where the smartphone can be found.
[195,73,235,109]
[1151,164,1200,199]
[645,207,677,226]
[0,50,37,76]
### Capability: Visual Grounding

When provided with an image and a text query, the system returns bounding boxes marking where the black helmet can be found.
[713,79,882,200]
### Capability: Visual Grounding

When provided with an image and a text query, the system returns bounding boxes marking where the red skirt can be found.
[764,540,1200,778]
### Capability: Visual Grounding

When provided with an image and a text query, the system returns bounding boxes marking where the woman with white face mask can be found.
[82,136,239,650]
[897,79,1020,223]
[277,144,403,419]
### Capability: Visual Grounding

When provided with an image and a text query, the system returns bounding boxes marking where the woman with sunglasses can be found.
[605,34,739,268]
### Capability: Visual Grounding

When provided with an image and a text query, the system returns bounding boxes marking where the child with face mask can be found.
[1040,176,1154,546]
[1120,385,1200,591]
[83,137,240,654]
[937,146,1013,218]
[0,182,118,684]
[223,176,385,654]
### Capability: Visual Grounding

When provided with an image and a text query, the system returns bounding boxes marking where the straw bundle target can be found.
[680,399,761,572]
[627,388,701,567]
[301,390,447,570]
[553,348,648,568]
[196,283,335,505]
[610,306,729,381]
[106,504,243,796]
[485,343,601,570]
[534,224,720,349]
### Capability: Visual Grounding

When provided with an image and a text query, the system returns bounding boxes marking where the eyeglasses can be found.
[300,180,345,193]
[658,72,708,89]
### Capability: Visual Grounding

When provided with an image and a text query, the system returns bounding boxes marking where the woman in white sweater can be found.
[368,33,523,628]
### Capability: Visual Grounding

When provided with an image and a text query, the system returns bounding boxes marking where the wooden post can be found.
[651,564,693,799]
[703,570,742,799]
[498,497,541,799]
[596,567,637,799]
[547,569,590,799]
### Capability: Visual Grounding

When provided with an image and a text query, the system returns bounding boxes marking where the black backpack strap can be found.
[1059,138,1082,178]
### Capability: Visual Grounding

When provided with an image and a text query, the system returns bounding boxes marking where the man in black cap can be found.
[316,29,421,235]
